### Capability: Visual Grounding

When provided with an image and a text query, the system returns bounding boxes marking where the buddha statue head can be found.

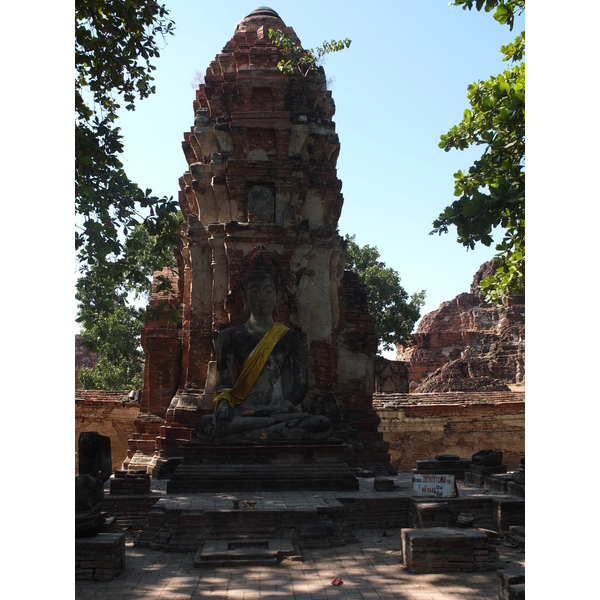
[241,249,281,318]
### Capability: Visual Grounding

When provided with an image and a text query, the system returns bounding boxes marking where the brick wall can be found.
[75,391,140,474]
[75,390,524,476]
[373,358,409,394]
[374,391,524,407]
[375,392,524,473]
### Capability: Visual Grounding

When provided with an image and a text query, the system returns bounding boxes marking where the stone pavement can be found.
[76,475,525,600]
[75,528,524,599]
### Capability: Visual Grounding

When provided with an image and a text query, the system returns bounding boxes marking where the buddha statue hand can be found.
[215,399,233,432]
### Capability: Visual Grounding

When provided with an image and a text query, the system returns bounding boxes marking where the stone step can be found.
[167,462,359,493]
[136,500,355,552]
[486,473,517,493]
[194,538,299,567]
[508,525,525,548]
[497,565,525,600]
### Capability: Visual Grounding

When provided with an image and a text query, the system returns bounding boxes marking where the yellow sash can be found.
[214,322,290,411]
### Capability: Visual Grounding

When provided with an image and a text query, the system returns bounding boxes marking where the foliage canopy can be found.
[452,0,524,31]
[76,219,179,389]
[75,0,181,388]
[77,305,146,390]
[344,235,425,352]
[268,28,351,78]
[432,0,525,303]
[75,0,179,272]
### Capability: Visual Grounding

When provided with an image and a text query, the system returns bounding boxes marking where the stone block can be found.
[497,566,525,600]
[508,481,525,498]
[493,498,525,533]
[75,533,125,581]
[469,464,508,475]
[110,471,151,495]
[402,527,501,573]
[166,441,359,492]
[472,449,503,466]
[373,477,395,491]
[195,538,298,567]
[415,459,471,480]
[412,501,455,527]
[436,453,460,461]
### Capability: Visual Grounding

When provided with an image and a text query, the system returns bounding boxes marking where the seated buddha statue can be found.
[196,253,331,442]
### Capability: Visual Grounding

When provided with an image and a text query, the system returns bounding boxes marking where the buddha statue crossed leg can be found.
[196,252,331,442]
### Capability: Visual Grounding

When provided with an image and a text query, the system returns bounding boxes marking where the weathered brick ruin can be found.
[126,7,391,475]
[397,260,525,392]
[374,356,410,393]
[374,391,524,473]
[76,390,140,474]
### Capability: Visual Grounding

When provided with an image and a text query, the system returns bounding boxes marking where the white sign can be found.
[412,473,457,497]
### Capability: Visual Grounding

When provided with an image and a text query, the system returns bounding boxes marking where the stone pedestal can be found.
[401,527,501,573]
[75,533,125,581]
[167,440,359,493]
[195,538,299,567]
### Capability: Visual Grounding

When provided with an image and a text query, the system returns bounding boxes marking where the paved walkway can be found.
[76,529,524,599]
[76,475,524,598]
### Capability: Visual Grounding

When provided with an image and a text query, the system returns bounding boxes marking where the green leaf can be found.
[343,234,425,350]
[434,11,524,301]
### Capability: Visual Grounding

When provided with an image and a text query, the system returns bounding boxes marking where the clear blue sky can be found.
[112,0,525,341]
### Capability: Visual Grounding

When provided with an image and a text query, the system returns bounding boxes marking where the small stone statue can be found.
[75,474,105,538]
[75,432,112,537]
[78,431,112,483]
[196,252,331,442]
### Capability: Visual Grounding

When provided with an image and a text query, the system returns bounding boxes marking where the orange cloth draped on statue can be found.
[213,322,289,410]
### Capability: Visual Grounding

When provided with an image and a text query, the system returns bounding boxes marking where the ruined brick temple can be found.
[125,7,393,478]
[75,11,525,586]
[398,261,525,393]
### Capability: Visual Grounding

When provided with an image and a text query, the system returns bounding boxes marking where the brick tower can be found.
[125,7,394,478]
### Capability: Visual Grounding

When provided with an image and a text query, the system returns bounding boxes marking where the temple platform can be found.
[166,440,360,493]
[109,473,526,554]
